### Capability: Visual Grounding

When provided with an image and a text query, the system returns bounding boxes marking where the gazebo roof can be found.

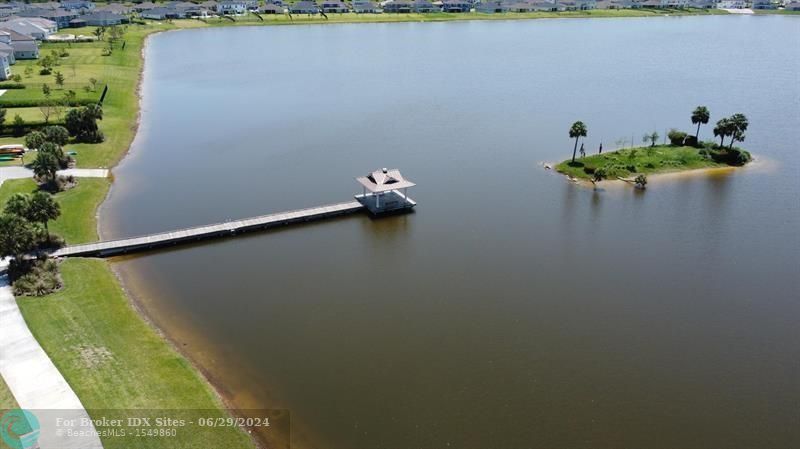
[356,168,415,193]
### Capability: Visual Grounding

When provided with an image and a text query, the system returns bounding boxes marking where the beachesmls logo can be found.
[0,409,40,449]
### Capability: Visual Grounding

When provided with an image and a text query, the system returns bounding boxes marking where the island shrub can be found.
[668,129,687,146]
[683,135,699,147]
[711,148,751,166]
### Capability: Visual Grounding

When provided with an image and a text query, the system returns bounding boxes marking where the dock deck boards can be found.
[51,200,365,258]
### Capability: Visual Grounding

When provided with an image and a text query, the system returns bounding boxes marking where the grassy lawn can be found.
[555,145,732,180]
[0,375,18,410]
[0,178,109,244]
[16,259,254,449]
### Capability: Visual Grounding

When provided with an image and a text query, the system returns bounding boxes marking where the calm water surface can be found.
[101,16,800,449]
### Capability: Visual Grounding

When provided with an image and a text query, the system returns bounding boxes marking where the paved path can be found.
[0,167,110,185]
[0,260,103,449]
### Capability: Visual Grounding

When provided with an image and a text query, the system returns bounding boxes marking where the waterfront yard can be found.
[555,145,746,180]
[16,259,253,449]
[0,178,109,244]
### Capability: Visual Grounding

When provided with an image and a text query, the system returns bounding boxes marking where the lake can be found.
[101,16,800,449]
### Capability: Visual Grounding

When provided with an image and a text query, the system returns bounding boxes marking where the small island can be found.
[555,107,752,188]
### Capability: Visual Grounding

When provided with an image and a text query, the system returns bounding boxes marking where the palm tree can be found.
[31,151,59,184]
[713,118,730,148]
[27,191,61,242]
[569,121,588,163]
[691,106,710,140]
[728,113,749,150]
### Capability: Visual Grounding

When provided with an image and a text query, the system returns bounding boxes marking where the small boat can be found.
[0,144,24,155]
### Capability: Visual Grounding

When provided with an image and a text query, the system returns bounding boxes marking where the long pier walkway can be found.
[51,200,364,258]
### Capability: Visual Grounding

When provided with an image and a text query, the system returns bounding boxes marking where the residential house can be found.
[687,0,715,7]
[216,0,248,14]
[0,48,12,80]
[95,3,133,15]
[785,1,800,10]
[0,4,20,19]
[0,18,57,40]
[716,0,746,7]
[352,0,381,12]
[383,1,414,12]
[0,29,39,59]
[290,1,320,13]
[140,7,180,20]
[82,11,128,26]
[660,0,689,7]
[442,0,472,12]
[413,0,438,11]
[531,1,567,10]
[59,0,95,11]
[318,1,350,13]
[475,1,510,12]
[751,0,775,8]
[133,2,159,12]
[19,8,78,29]
[259,4,285,13]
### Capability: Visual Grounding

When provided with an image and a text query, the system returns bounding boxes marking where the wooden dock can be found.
[51,200,365,258]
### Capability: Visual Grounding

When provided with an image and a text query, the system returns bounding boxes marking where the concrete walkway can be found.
[0,260,103,449]
[0,167,110,184]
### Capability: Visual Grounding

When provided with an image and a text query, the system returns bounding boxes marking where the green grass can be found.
[0,178,110,244]
[16,259,254,449]
[0,375,18,410]
[555,145,731,180]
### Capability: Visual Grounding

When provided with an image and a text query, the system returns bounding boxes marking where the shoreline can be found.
[97,27,274,449]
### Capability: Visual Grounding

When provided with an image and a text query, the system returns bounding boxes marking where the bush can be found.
[711,148,752,166]
[11,258,63,296]
[683,135,699,147]
[43,125,69,146]
[635,174,647,189]
[668,129,687,146]
[583,166,596,175]
[12,115,24,136]
[626,164,637,172]
[24,131,45,150]
[0,83,25,89]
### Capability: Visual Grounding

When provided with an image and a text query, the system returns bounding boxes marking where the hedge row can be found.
[0,122,67,137]
[0,83,26,89]
[0,98,97,108]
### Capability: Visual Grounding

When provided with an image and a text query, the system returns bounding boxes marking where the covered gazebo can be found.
[355,168,417,215]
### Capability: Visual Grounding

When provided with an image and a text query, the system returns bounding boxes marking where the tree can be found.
[31,151,60,183]
[27,192,61,242]
[43,126,69,146]
[0,214,37,263]
[38,55,54,75]
[24,131,46,150]
[0,107,6,133]
[42,83,51,98]
[89,78,98,91]
[728,113,749,150]
[54,71,65,89]
[38,100,56,125]
[643,131,659,147]
[4,194,31,218]
[63,90,77,106]
[12,115,25,137]
[569,121,588,163]
[39,142,66,167]
[691,106,710,140]
[65,105,104,143]
[713,117,731,148]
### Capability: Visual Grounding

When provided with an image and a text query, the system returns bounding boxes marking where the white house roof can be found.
[356,168,415,193]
